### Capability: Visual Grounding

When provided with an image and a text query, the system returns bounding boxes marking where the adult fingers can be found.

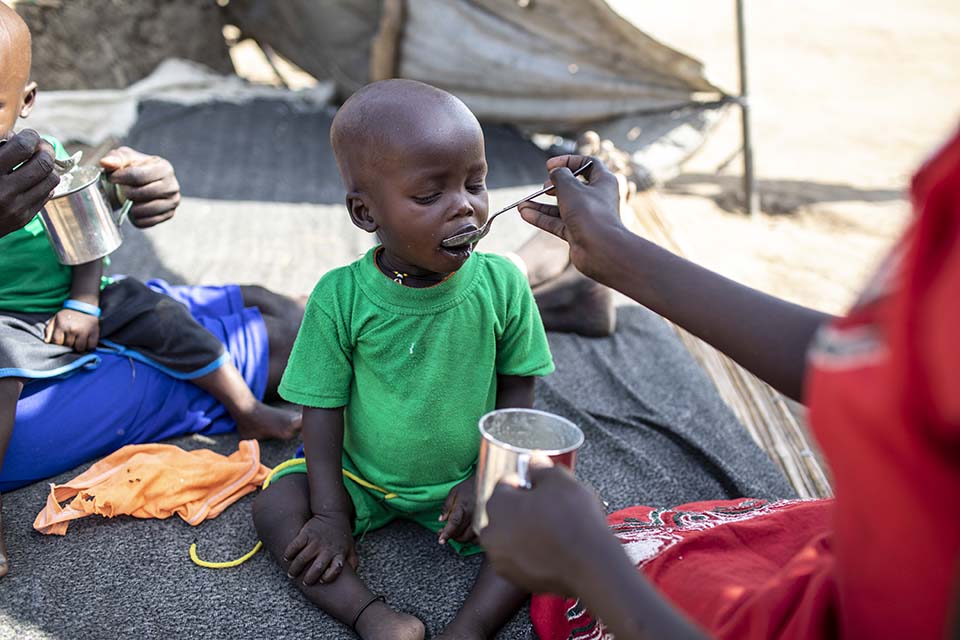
[107,157,175,187]
[548,155,619,194]
[528,452,555,469]
[73,333,87,354]
[3,145,57,191]
[43,318,54,343]
[120,178,179,203]
[127,197,180,227]
[526,464,571,489]
[0,129,42,173]
[548,166,587,199]
[52,326,66,346]
[99,146,148,172]
[16,170,61,214]
[478,484,525,543]
[545,154,598,177]
[519,202,565,239]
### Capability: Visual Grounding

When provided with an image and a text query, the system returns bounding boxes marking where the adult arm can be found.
[0,130,59,237]
[481,465,708,639]
[99,147,181,228]
[283,406,359,585]
[519,155,833,402]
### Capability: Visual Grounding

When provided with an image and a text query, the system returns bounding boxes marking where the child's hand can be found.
[438,474,477,545]
[283,511,358,586]
[44,309,100,352]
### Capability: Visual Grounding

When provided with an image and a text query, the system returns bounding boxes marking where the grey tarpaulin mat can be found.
[124,99,551,203]
[1,98,792,639]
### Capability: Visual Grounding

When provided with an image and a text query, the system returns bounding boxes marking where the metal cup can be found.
[39,166,131,265]
[474,408,584,533]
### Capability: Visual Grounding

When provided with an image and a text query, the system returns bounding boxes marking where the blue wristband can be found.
[63,299,101,318]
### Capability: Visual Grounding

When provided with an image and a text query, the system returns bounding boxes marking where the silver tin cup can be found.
[474,408,584,533]
[39,166,130,265]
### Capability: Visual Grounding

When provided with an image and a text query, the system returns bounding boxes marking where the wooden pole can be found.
[735,0,760,216]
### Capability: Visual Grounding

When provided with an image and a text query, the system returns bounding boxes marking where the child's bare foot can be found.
[235,402,302,441]
[0,493,9,579]
[533,264,617,337]
[354,600,425,640]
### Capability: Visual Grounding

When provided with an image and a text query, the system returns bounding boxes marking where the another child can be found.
[0,4,300,578]
[252,79,555,639]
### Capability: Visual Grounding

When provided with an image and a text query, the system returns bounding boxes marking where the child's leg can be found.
[0,377,24,578]
[437,560,528,640]
[252,475,426,640]
[513,231,616,337]
[192,362,301,441]
[99,279,301,440]
[238,285,304,399]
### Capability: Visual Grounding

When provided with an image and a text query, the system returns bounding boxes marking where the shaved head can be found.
[0,3,31,84]
[0,2,34,138]
[331,79,482,192]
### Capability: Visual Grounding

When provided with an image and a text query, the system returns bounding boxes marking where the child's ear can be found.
[18,81,37,119]
[346,192,378,233]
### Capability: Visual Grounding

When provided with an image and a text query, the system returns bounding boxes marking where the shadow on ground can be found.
[666,173,903,215]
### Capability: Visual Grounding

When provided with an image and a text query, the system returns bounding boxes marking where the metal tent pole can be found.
[735,0,759,216]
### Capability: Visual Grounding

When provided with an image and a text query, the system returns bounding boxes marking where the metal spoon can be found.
[53,151,83,176]
[441,160,593,248]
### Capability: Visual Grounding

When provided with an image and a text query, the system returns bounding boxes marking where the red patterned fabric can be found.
[530,127,960,640]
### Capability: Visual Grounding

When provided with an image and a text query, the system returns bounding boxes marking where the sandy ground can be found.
[605,0,960,314]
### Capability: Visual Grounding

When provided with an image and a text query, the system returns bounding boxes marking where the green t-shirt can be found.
[279,247,555,510]
[0,137,73,314]
[0,136,112,314]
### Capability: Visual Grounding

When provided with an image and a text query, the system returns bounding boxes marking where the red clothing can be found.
[531,128,960,640]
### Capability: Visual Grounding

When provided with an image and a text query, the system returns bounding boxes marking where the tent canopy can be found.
[225,0,726,130]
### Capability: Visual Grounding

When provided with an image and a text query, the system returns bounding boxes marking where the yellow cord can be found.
[341,468,399,500]
[189,459,397,569]
[189,540,263,569]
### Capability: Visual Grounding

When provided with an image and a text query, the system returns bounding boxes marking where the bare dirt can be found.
[609,0,960,314]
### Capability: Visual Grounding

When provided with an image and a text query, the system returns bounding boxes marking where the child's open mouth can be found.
[440,224,478,261]
[442,224,481,249]
[440,242,474,261]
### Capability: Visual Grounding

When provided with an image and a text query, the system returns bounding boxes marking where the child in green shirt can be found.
[0,4,300,579]
[253,79,556,639]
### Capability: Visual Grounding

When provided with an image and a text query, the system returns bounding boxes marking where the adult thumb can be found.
[99,147,135,171]
[99,155,123,171]
[548,166,580,193]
